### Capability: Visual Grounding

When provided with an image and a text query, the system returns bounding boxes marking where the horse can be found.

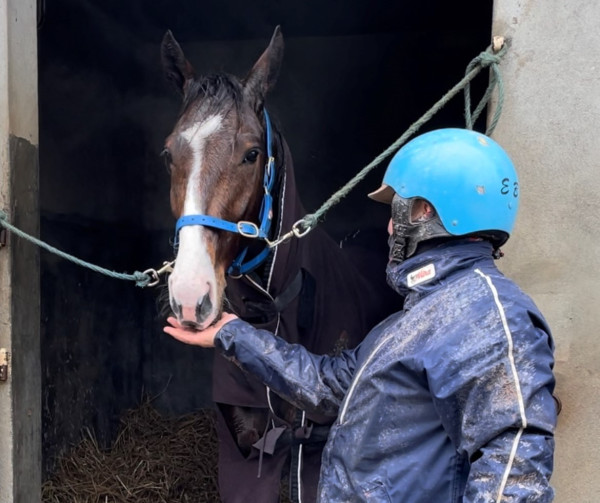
[160,26,399,502]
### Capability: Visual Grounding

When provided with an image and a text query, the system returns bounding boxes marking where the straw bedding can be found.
[41,400,221,502]
[42,399,293,502]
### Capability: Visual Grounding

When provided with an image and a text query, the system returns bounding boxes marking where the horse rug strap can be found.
[242,268,307,322]
[252,425,288,456]
[272,268,304,312]
[251,420,330,457]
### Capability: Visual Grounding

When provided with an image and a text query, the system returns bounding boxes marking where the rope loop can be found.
[293,215,317,237]
[464,43,507,135]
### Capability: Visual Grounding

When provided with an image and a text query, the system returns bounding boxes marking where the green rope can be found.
[0,210,151,287]
[464,49,506,133]
[0,42,507,286]
[296,43,507,233]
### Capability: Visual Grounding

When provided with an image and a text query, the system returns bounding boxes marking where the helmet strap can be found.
[492,247,504,260]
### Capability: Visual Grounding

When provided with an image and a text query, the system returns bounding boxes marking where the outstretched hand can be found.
[163,313,238,347]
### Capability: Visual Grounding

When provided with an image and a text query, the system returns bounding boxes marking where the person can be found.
[164,128,557,502]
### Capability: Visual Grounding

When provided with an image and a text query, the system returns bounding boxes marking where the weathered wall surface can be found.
[0,0,41,501]
[492,1,600,500]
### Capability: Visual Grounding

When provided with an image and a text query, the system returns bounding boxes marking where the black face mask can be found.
[387,194,449,264]
[388,196,413,264]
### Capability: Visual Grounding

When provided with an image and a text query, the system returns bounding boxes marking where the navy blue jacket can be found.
[215,241,557,502]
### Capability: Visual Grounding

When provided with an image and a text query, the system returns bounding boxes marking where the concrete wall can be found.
[0,0,41,501]
[492,1,600,500]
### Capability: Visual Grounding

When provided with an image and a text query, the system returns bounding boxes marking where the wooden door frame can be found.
[0,0,41,502]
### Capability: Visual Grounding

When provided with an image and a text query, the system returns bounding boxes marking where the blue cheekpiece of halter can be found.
[174,109,277,277]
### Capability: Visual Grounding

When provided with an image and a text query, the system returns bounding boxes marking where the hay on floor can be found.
[42,400,220,503]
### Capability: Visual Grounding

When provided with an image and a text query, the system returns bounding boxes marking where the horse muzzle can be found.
[168,270,219,329]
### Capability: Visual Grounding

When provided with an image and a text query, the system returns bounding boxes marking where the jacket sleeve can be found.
[429,300,557,502]
[215,318,358,418]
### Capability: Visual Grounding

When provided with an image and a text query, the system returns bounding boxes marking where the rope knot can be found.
[0,210,7,222]
[476,51,502,68]
[133,271,152,288]
[299,214,318,231]
[463,43,507,135]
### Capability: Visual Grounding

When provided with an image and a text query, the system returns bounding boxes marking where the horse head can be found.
[161,27,284,329]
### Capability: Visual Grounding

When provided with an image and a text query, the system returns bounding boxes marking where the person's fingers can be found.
[166,316,181,328]
[163,312,239,347]
[163,325,216,346]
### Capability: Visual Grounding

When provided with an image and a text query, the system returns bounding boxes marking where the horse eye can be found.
[243,149,260,164]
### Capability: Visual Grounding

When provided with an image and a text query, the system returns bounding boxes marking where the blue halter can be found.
[175,109,277,277]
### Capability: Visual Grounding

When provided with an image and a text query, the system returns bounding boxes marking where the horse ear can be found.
[161,30,196,95]
[243,26,284,110]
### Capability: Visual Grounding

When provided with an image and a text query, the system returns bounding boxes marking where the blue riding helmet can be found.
[369,128,519,243]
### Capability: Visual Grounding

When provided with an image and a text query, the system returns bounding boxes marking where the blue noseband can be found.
[175,109,277,277]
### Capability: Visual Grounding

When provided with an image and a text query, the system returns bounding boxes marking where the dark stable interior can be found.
[37,0,493,476]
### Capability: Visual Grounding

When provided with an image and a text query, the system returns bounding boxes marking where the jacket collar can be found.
[386,240,496,307]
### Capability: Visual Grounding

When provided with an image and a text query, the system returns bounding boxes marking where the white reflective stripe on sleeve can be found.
[497,427,524,501]
[474,268,528,502]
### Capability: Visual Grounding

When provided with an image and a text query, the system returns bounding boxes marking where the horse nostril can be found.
[196,292,213,322]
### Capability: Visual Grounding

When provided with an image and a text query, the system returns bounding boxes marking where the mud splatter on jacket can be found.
[215,240,557,502]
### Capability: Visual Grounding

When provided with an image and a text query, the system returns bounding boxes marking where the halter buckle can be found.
[237,221,260,238]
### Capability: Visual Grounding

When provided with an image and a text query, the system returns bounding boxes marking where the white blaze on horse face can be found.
[169,114,223,328]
